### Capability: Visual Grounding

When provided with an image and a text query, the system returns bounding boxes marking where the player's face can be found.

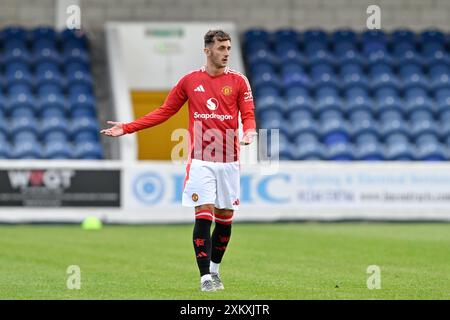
[207,39,231,68]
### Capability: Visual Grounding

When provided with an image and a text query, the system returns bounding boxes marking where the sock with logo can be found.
[211,213,233,266]
[193,210,213,276]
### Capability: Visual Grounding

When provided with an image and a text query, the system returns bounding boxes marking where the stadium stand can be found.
[244,28,450,161]
[0,26,103,159]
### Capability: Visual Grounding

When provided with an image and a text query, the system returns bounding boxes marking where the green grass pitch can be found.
[0,222,449,299]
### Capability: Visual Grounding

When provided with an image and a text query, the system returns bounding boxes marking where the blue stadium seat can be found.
[2,26,28,42]
[332,29,357,44]
[290,119,319,141]
[74,130,99,143]
[70,117,100,139]
[392,29,416,43]
[63,47,91,67]
[260,116,290,138]
[35,61,60,73]
[3,47,32,65]
[13,141,43,159]
[292,140,325,160]
[307,50,334,66]
[429,63,449,81]
[68,93,96,118]
[326,142,355,161]
[303,29,328,44]
[415,132,440,146]
[342,73,370,91]
[404,97,436,120]
[10,116,39,137]
[31,26,57,42]
[316,97,345,121]
[39,94,68,117]
[274,42,300,59]
[61,28,88,48]
[320,119,351,146]
[282,69,310,90]
[8,93,37,118]
[340,63,364,78]
[36,67,63,88]
[255,95,285,119]
[385,132,410,145]
[351,119,380,142]
[43,141,73,159]
[252,71,282,92]
[36,82,63,96]
[337,49,365,65]
[5,68,33,88]
[392,42,417,59]
[415,142,448,161]
[371,72,401,92]
[410,119,440,142]
[6,84,28,98]
[251,62,276,78]
[274,28,299,44]
[12,131,39,144]
[440,106,450,123]
[6,62,30,75]
[0,118,9,139]
[356,142,385,161]
[293,132,319,146]
[244,28,270,43]
[431,73,450,93]
[348,108,373,123]
[369,62,393,78]
[378,107,404,124]
[74,141,103,159]
[420,29,445,45]
[333,42,357,56]
[0,94,7,114]
[40,116,69,141]
[379,119,410,142]
[33,47,61,65]
[0,141,12,159]
[385,142,416,160]
[247,49,277,70]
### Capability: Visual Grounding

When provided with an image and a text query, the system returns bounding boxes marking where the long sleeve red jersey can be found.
[122,66,256,162]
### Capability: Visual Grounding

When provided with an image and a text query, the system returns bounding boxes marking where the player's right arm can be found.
[100,76,188,137]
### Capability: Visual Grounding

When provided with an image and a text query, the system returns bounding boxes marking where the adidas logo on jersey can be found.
[194,85,205,92]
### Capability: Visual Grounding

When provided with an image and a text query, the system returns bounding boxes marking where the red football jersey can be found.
[123,66,256,162]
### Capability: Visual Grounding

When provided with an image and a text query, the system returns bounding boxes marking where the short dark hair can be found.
[204,30,231,47]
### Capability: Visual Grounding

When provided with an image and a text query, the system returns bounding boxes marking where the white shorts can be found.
[182,159,240,210]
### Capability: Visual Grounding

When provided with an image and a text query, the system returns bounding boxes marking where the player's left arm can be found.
[237,74,257,145]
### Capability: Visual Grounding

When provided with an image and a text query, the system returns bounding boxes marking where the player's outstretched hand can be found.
[240,130,258,145]
[100,121,125,137]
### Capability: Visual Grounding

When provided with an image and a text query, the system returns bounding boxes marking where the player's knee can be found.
[194,204,215,221]
[214,208,233,225]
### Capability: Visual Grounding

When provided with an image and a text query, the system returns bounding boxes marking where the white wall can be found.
[0,0,449,31]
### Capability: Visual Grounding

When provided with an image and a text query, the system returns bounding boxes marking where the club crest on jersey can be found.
[206,98,219,111]
[221,86,232,96]
[192,193,199,202]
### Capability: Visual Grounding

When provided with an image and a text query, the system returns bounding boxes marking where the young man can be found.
[100,30,257,292]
